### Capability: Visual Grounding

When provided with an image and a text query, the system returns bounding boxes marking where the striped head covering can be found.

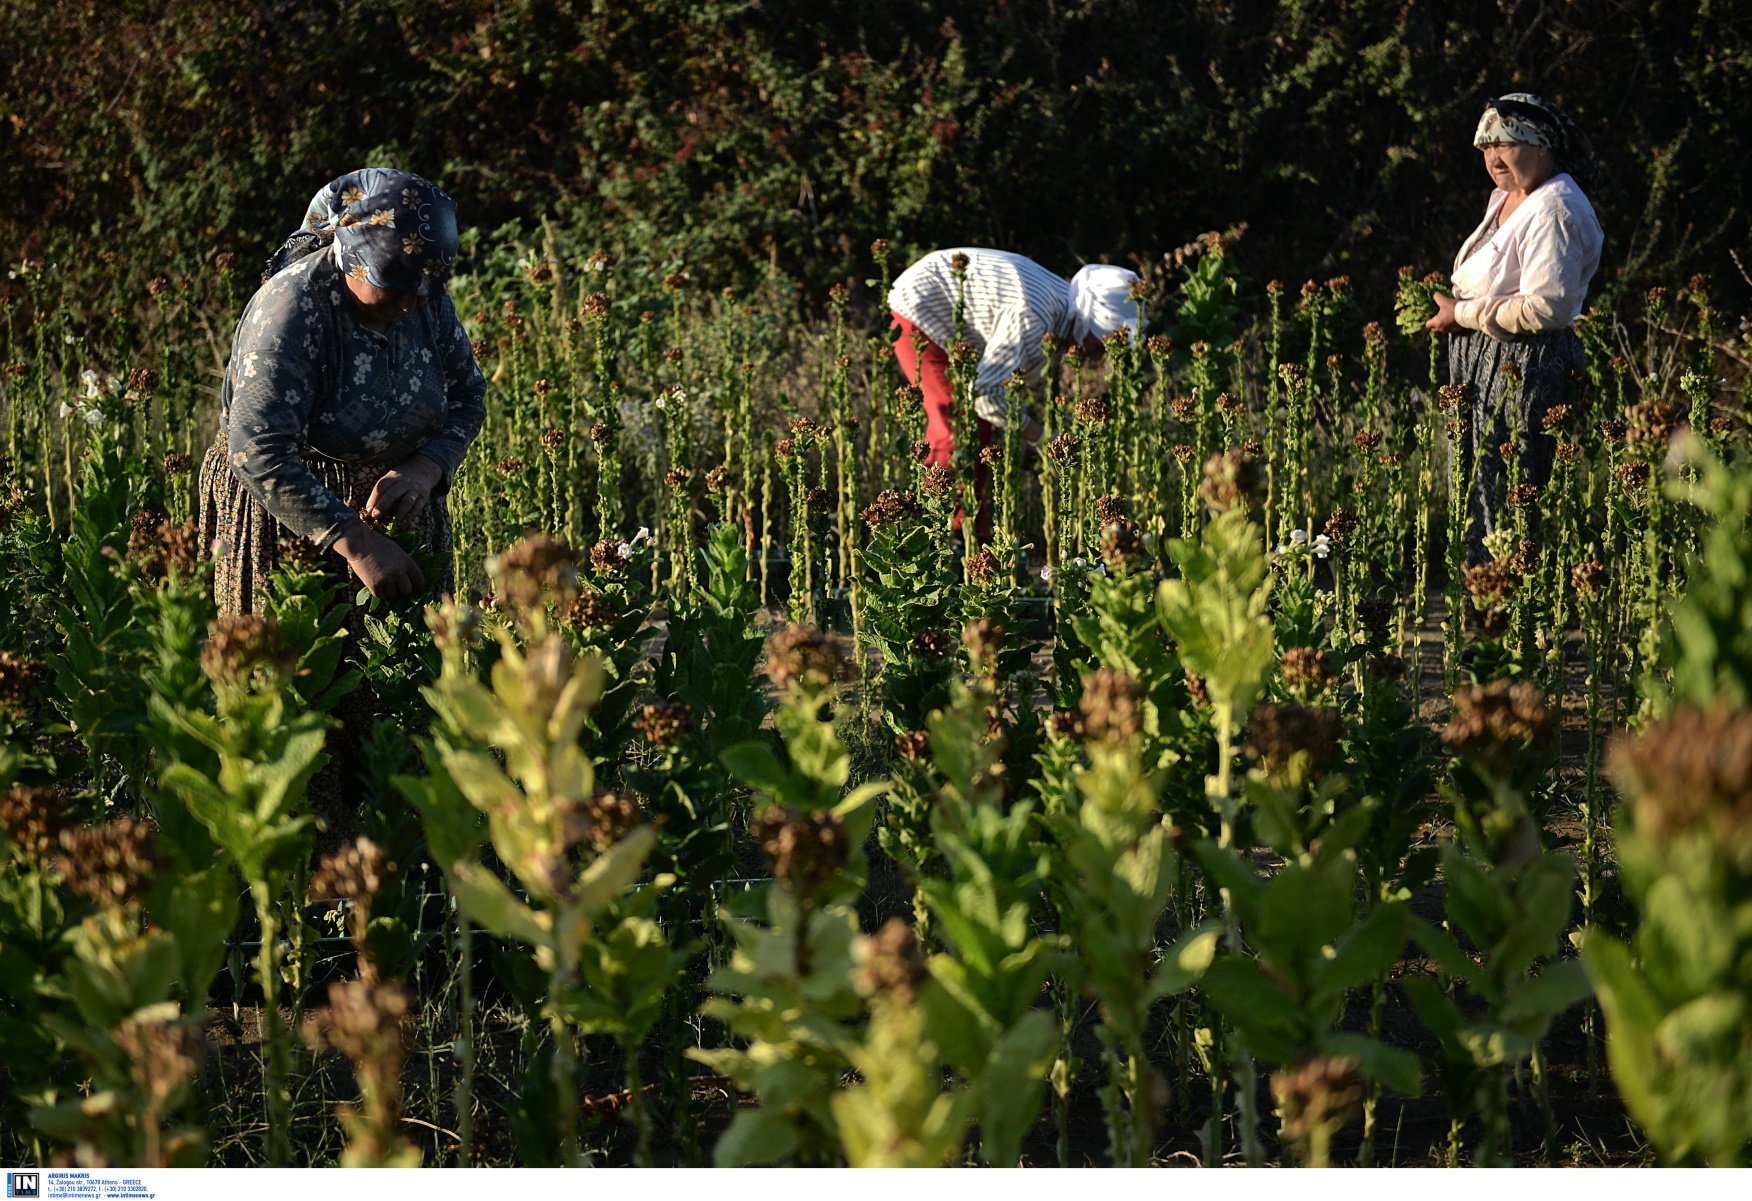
[265,168,459,295]
[1067,264,1141,344]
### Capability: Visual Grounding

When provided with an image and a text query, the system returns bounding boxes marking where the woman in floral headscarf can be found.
[1425,94,1604,551]
[198,168,487,613]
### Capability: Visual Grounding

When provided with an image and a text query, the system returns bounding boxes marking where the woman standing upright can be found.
[1425,94,1604,551]
[199,168,487,613]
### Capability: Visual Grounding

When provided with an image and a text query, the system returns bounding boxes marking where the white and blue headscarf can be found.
[265,168,459,296]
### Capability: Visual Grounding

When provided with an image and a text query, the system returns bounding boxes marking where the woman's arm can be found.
[1454,210,1597,339]
[413,297,489,485]
[971,303,1042,433]
[225,285,362,550]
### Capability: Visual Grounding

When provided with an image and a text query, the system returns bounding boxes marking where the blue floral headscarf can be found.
[264,168,459,296]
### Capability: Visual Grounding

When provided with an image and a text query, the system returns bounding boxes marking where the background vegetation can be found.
[5,0,1752,315]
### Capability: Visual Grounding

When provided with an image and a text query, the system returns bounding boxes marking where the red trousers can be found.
[889,310,992,535]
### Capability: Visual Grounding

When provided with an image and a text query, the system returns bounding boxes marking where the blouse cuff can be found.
[311,510,363,553]
[415,438,466,488]
[1452,298,1485,332]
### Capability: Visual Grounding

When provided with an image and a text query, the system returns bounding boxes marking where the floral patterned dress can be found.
[197,246,486,613]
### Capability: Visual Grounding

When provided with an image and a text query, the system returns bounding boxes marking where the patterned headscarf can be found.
[1473,94,1598,190]
[264,168,459,296]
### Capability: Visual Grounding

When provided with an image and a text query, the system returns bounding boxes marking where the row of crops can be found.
[0,235,1748,1166]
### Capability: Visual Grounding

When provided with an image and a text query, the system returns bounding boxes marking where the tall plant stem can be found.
[625,1039,654,1168]
[549,975,579,1166]
[1210,704,1262,1168]
[252,884,292,1168]
[455,910,475,1166]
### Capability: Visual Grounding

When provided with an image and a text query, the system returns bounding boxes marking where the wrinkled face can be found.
[1479,141,1556,194]
[343,273,428,324]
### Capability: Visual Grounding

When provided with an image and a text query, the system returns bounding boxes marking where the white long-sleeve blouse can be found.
[1451,172,1604,342]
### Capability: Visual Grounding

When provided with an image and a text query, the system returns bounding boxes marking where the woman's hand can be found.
[365,453,445,526]
[1424,292,1463,334]
[332,521,426,599]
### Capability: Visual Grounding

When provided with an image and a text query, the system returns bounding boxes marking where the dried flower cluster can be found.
[920,465,956,501]
[1247,703,1345,774]
[1463,560,1519,606]
[912,628,955,659]
[491,532,580,614]
[1073,396,1112,426]
[57,818,168,910]
[853,917,927,1005]
[764,625,855,696]
[202,614,296,688]
[1101,517,1148,572]
[1199,451,1266,511]
[894,729,931,761]
[1443,681,1554,776]
[1078,669,1145,744]
[1571,559,1607,596]
[965,549,1000,588]
[1625,399,1685,455]
[752,804,849,899]
[0,650,43,718]
[861,488,926,529]
[634,700,694,748]
[0,785,65,860]
[1609,707,1752,857]
[572,791,646,852]
[1272,1055,1363,1153]
[589,538,628,575]
[1322,507,1359,544]
[1043,433,1081,464]
[1279,646,1337,697]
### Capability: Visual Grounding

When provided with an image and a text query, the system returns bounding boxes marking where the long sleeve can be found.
[1454,209,1596,340]
[412,298,487,483]
[1449,176,1603,343]
[971,302,1043,428]
[223,285,360,549]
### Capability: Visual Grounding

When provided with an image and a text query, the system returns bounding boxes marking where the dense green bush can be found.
[4,0,1750,313]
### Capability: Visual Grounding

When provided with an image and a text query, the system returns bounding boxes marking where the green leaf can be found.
[452,862,552,951]
[1152,921,1221,995]
[1322,1032,1422,1096]
[1499,958,1592,1027]
[972,1009,1058,1167]
[719,739,808,806]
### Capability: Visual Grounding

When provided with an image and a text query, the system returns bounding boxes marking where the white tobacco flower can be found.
[1313,534,1332,560]
[1039,565,1053,583]
[1289,528,1308,545]
[82,407,105,426]
[617,541,633,559]
[634,526,651,542]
